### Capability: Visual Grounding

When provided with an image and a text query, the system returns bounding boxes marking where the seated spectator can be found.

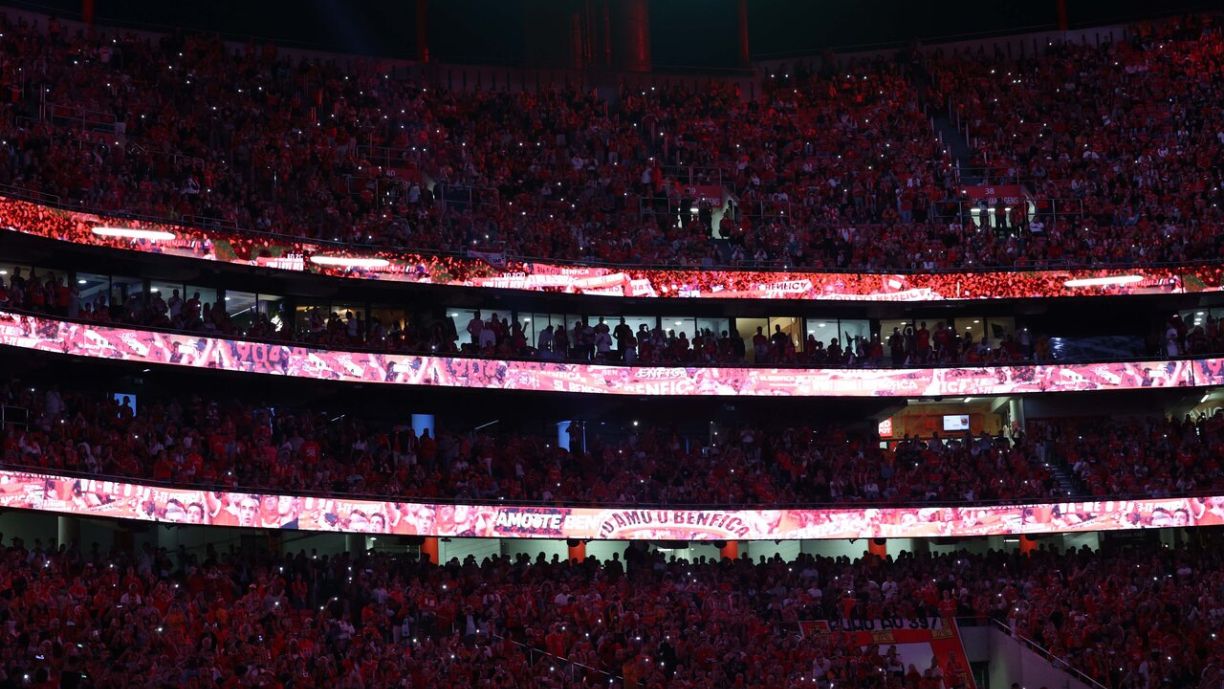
[6,379,1220,507]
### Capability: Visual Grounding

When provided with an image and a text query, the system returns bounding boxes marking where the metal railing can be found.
[44,100,119,134]
[984,617,1109,689]
[927,198,1087,229]
[661,163,729,189]
[0,183,60,206]
[355,144,424,170]
[492,633,622,687]
[434,183,501,213]
[0,404,29,429]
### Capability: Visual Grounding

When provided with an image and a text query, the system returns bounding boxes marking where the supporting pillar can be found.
[422,537,439,564]
[570,8,586,70]
[415,0,430,63]
[57,516,80,550]
[600,0,613,68]
[719,540,739,560]
[567,540,587,562]
[868,537,887,559]
[620,0,651,72]
[113,525,134,554]
[736,0,751,68]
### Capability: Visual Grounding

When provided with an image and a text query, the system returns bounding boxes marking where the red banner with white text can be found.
[1,468,1223,541]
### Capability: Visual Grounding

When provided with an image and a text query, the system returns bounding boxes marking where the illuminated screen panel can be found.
[0,468,1216,539]
[1,194,1221,302]
[1,312,1220,397]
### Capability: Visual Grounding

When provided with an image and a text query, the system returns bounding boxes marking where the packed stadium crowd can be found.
[2,8,1224,689]
[0,531,1221,689]
[0,13,1220,271]
[1030,414,1224,498]
[1160,312,1224,359]
[925,14,1224,267]
[5,382,1223,506]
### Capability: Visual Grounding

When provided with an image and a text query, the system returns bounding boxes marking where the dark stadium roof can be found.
[8,0,1220,68]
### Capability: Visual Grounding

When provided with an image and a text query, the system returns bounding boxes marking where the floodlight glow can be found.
[91,226,177,241]
[1063,275,1144,288]
[308,255,391,269]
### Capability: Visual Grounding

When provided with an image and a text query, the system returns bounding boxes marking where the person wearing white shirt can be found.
[479,321,497,349]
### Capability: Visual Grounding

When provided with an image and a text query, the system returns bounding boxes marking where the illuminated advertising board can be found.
[0,468,1216,539]
[1,195,1218,302]
[1,311,1219,397]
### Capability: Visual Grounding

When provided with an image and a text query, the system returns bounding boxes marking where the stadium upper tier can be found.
[0,14,1221,275]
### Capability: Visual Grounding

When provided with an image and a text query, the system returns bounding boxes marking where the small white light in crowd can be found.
[92,226,177,241]
[308,255,391,269]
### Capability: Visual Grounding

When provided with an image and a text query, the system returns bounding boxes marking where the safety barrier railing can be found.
[491,633,622,687]
[983,617,1109,689]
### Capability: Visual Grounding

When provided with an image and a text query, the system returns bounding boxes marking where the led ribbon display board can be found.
[2,195,1221,301]
[0,468,1218,539]
[1,311,1221,397]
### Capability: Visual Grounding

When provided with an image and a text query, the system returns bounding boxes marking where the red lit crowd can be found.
[926,15,1224,267]
[7,382,1224,506]
[0,13,1220,271]
[0,531,1221,689]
